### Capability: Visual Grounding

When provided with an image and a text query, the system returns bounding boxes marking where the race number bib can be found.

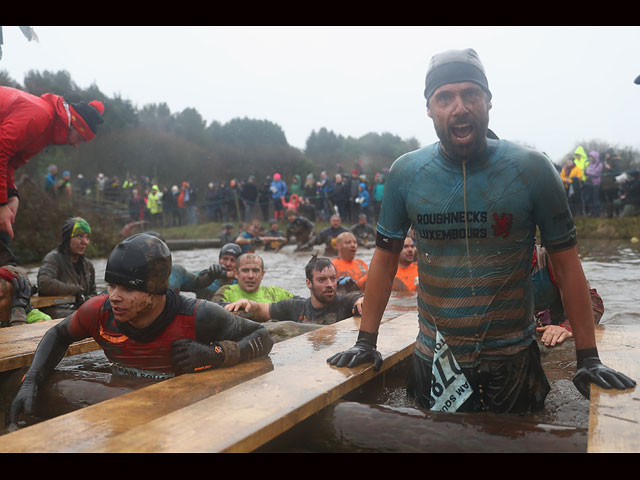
[429,329,472,412]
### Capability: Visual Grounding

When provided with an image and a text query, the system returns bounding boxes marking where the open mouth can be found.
[451,124,474,142]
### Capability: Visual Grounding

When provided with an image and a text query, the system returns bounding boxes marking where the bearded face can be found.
[428,82,491,162]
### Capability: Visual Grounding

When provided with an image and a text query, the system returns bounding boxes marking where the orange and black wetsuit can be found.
[22,289,272,380]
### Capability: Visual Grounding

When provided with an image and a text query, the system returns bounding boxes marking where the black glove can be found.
[573,348,636,399]
[6,372,41,428]
[327,330,383,371]
[11,276,31,311]
[171,339,225,375]
[208,264,226,278]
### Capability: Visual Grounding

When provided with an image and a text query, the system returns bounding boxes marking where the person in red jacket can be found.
[0,86,104,255]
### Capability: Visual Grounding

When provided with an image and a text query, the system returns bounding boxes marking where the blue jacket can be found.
[270,179,287,199]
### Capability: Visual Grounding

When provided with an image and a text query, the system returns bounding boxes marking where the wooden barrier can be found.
[3,316,638,453]
[0,313,418,453]
[165,238,221,250]
[30,296,76,309]
[0,319,99,373]
[587,324,640,453]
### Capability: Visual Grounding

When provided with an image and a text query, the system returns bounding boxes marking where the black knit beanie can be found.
[424,48,492,106]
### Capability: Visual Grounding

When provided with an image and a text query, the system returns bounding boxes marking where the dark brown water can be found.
[4,238,639,450]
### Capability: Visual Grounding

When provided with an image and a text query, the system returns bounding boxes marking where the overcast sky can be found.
[1,26,639,163]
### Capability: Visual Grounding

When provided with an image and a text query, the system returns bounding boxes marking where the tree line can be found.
[0,68,419,193]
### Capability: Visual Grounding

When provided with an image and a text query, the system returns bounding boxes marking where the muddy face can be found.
[69,233,91,259]
[307,266,338,305]
[236,259,265,293]
[107,284,159,327]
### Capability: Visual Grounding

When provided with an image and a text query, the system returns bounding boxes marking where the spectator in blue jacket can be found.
[270,173,288,221]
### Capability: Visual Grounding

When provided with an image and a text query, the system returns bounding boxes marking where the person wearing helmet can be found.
[7,233,273,429]
[192,243,242,301]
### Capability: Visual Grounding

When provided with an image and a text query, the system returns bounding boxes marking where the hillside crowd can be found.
[42,165,390,228]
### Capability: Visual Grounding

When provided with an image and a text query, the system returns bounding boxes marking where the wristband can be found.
[375,231,404,253]
[356,330,378,348]
[576,347,599,367]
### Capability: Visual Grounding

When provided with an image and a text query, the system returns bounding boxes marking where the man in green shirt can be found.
[213,253,295,304]
[224,255,363,325]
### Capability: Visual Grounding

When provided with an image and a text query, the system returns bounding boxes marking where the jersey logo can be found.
[99,325,129,343]
[491,213,513,238]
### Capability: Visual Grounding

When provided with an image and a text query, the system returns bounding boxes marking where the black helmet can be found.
[105,233,172,294]
[219,243,242,259]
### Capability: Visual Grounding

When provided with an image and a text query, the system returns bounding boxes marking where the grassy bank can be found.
[572,216,640,240]
[155,220,332,241]
[156,216,640,242]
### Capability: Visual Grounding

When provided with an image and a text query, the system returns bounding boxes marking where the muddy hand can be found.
[224,299,251,314]
[6,374,39,428]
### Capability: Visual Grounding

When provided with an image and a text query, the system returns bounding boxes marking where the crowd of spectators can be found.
[41,165,390,228]
[42,146,640,232]
[559,147,640,218]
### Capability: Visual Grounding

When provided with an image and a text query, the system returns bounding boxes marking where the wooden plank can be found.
[0,313,418,453]
[0,319,100,373]
[588,324,640,453]
[85,313,418,453]
[30,296,76,309]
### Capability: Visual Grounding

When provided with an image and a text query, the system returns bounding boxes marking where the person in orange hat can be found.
[0,86,104,260]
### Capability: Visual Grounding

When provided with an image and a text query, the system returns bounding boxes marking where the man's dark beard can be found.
[312,284,335,305]
[434,116,489,163]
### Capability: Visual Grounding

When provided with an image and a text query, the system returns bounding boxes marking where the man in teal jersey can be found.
[327,48,635,413]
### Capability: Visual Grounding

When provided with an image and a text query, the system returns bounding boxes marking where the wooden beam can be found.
[588,324,640,453]
[0,313,417,453]
[86,313,417,453]
[0,320,99,373]
[30,296,76,309]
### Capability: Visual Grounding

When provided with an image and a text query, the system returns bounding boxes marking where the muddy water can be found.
[4,239,640,450]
